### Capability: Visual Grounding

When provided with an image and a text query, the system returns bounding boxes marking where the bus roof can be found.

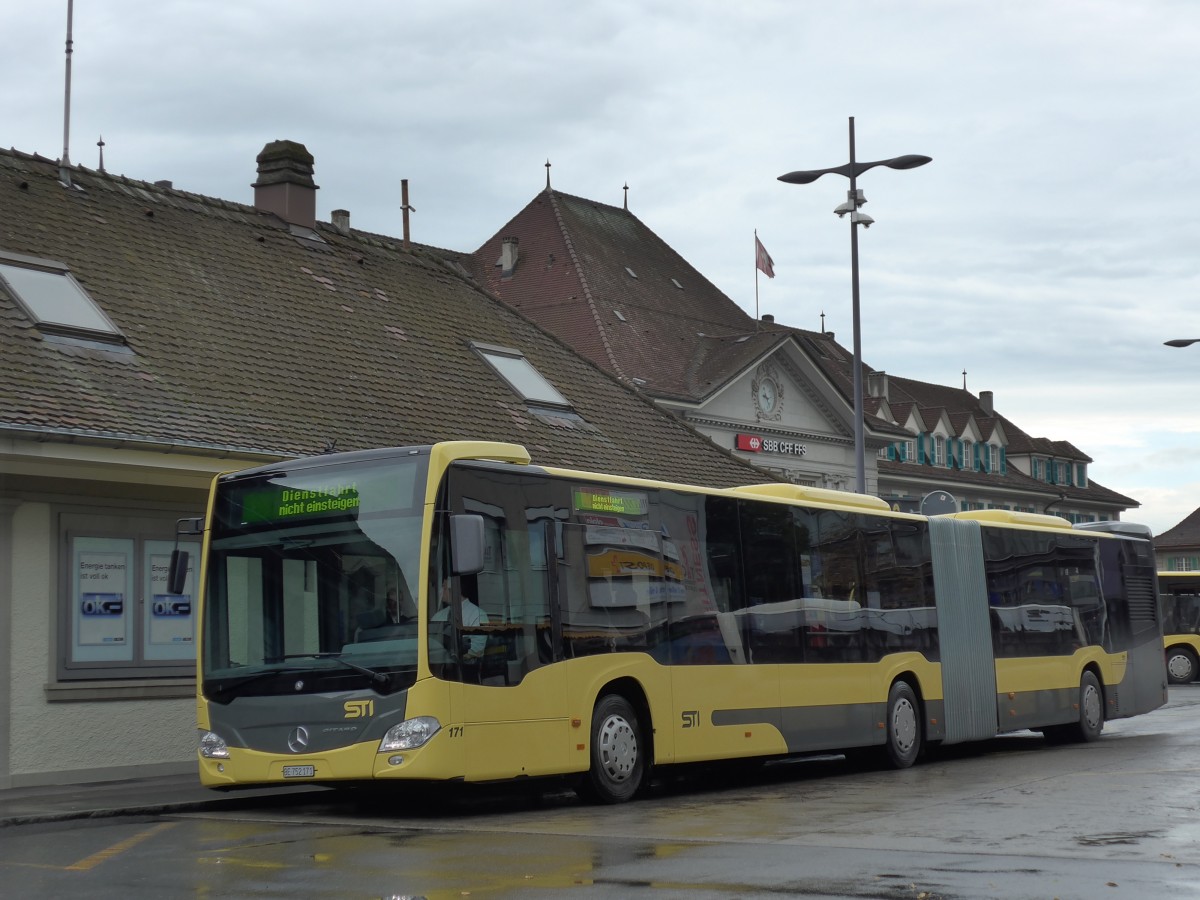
[725,482,892,511]
[949,509,1074,530]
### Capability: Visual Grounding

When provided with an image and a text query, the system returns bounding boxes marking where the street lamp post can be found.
[779,117,930,495]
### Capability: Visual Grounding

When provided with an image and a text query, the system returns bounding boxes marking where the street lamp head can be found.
[778,154,931,185]
[778,168,833,185]
[1165,338,1200,348]
[883,154,933,171]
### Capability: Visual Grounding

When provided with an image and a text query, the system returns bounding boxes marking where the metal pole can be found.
[60,0,74,186]
[847,116,866,494]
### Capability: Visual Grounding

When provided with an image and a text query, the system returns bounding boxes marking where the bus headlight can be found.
[379,716,441,752]
[198,730,230,759]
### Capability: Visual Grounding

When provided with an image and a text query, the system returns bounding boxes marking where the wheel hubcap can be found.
[1082,683,1102,731]
[892,698,917,754]
[598,714,637,782]
[1168,654,1193,681]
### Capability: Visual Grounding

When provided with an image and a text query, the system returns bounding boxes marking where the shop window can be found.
[59,511,199,680]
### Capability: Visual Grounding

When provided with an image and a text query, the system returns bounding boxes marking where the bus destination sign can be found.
[239,482,361,524]
[574,487,649,517]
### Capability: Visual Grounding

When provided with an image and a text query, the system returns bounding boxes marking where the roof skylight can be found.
[472,342,571,408]
[0,250,123,342]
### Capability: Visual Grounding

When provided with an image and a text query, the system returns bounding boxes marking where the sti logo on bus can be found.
[681,710,700,729]
[344,700,374,719]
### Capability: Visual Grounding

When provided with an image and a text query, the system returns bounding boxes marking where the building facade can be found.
[470,185,1136,523]
[1153,508,1200,571]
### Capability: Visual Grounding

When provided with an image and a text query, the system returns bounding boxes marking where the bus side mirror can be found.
[451,514,485,575]
[168,549,189,595]
[168,516,204,595]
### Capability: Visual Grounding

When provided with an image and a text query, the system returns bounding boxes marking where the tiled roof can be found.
[0,148,771,489]
[1154,507,1200,548]
[866,374,1129,507]
[470,190,765,401]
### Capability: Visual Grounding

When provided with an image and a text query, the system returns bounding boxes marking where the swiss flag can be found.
[755,235,775,279]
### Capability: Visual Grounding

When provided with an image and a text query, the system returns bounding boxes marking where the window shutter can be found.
[1048,461,1056,484]
[1000,447,1007,475]
[887,445,896,461]
[918,434,926,465]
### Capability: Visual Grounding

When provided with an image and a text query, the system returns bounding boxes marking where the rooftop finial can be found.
[545,158,551,191]
[962,369,968,390]
[623,182,629,210]
[97,135,105,173]
[820,311,826,333]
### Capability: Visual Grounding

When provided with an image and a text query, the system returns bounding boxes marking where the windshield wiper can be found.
[205,668,287,700]
[278,652,389,686]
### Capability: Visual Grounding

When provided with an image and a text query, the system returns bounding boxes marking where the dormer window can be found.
[0,250,124,343]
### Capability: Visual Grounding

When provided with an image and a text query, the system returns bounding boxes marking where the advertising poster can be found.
[148,553,192,647]
[144,540,197,662]
[77,551,128,646]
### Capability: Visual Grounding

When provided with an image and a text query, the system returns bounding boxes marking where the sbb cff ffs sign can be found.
[736,434,808,456]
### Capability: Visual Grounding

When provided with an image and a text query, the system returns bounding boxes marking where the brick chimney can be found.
[253,140,318,229]
[979,390,994,415]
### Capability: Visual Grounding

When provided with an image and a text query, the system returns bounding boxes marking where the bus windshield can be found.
[203,453,429,700]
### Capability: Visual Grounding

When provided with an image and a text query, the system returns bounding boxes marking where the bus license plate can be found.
[282,765,315,778]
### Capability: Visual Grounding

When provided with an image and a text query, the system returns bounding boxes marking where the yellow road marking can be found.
[65,821,177,871]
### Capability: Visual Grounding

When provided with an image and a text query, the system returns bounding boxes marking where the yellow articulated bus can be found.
[1158,572,1200,683]
[174,441,1167,803]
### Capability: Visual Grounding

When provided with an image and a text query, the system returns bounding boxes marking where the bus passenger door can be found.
[458,515,569,781]
[669,495,785,764]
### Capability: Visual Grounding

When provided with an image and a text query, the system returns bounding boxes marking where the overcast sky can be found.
[6,1,1200,536]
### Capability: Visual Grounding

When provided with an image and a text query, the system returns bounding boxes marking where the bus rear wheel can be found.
[885,681,922,769]
[1166,646,1198,685]
[578,694,644,804]
[1044,671,1104,743]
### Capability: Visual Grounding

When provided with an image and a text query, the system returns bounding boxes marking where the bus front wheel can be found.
[1166,646,1198,685]
[885,681,922,769]
[579,694,644,804]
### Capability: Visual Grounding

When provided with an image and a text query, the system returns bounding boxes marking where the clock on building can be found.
[752,372,782,419]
